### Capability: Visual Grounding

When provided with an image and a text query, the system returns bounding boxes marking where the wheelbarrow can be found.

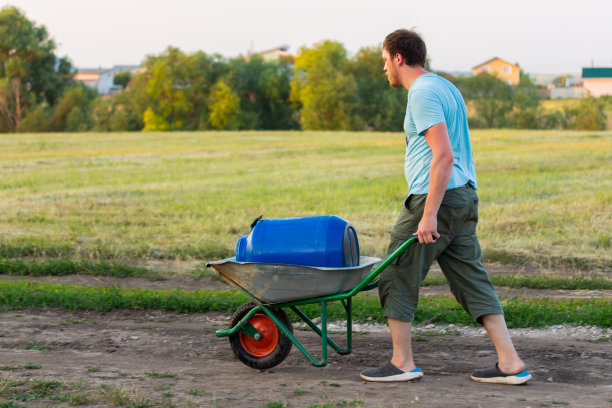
[207,237,417,370]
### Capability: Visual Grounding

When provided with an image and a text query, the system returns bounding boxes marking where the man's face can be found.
[382,48,401,88]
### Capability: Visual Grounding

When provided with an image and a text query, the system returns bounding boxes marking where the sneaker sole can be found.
[360,372,424,382]
[470,373,532,385]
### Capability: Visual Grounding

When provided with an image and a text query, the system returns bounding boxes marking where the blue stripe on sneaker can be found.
[516,371,530,377]
[410,368,422,373]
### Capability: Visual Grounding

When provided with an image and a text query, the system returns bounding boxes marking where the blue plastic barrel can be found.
[235,215,359,267]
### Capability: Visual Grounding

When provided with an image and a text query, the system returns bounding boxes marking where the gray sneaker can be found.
[471,363,532,385]
[360,362,423,382]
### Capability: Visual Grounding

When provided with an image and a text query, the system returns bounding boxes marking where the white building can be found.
[582,68,612,97]
[73,65,140,95]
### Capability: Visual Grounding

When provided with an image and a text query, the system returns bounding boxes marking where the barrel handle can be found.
[250,215,263,230]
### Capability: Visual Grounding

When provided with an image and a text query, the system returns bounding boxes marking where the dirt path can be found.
[1,263,610,407]
[0,308,610,408]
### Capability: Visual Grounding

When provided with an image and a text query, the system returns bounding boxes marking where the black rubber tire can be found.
[229,302,293,370]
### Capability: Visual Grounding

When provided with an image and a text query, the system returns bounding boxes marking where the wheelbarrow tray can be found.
[206,256,381,304]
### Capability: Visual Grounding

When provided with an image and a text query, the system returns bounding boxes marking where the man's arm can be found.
[414,122,454,244]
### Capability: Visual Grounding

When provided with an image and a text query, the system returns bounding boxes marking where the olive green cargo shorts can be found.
[378,185,503,324]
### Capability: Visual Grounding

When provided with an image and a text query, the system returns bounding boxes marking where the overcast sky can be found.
[5,0,612,74]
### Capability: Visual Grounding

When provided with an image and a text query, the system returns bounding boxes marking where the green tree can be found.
[227,54,298,130]
[511,73,542,129]
[138,47,230,131]
[455,73,513,128]
[142,48,192,130]
[50,85,96,131]
[183,51,230,129]
[347,46,406,131]
[290,40,357,130]
[208,79,240,130]
[113,71,131,88]
[109,73,148,131]
[0,6,73,132]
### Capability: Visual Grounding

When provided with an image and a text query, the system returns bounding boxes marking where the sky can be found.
[5,0,612,75]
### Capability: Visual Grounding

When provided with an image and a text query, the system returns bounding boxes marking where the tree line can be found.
[1,6,608,133]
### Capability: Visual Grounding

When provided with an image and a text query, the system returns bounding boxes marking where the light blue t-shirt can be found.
[403,73,477,194]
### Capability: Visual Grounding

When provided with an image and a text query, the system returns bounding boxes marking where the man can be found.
[360,29,531,385]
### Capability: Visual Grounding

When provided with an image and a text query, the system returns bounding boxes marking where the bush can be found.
[91,99,113,131]
[17,104,52,132]
[50,85,96,131]
[574,96,607,130]
[109,109,129,131]
[66,106,90,132]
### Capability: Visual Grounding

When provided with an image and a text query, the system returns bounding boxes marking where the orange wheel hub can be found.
[239,313,279,357]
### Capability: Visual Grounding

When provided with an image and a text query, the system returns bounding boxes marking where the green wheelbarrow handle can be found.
[340,236,418,297]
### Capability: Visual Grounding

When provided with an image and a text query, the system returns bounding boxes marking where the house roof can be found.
[77,68,112,74]
[257,45,290,55]
[74,72,101,80]
[472,57,520,70]
[582,67,612,78]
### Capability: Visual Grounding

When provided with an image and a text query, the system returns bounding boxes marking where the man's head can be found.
[383,29,427,68]
[382,29,427,89]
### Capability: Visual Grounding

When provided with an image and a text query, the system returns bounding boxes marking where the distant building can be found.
[529,73,580,87]
[73,65,141,95]
[249,45,291,62]
[582,67,612,97]
[472,57,521,85]
[545,73,585,99]
[74,69,115,94]
[550,87,586,99]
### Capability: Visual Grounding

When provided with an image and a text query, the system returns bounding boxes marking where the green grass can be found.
[422,275,612,290]
[0,258,164,280]
[0,376,172,407]
[187,389,206,396]
[0,280,609,328]
[23,364,41,370]
[145,371,177,379]
[0,130,610,271]
[22,342,49,351]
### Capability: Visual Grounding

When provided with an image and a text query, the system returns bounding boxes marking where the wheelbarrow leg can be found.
[290,297,353,358]
[320,301,328,364]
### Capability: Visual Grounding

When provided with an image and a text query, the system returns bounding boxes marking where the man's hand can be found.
[414,214,439,244]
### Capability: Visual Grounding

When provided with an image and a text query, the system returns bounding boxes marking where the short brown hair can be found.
[383,29,427,67]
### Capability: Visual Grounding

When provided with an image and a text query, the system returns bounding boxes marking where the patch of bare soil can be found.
[0,308,610,408]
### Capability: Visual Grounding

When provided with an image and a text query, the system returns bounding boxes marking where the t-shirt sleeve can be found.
[409,88,445,136]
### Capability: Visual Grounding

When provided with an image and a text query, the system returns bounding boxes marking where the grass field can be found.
[0,130,610,272]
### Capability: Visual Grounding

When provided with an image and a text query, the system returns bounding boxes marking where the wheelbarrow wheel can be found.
[229,302,293,370]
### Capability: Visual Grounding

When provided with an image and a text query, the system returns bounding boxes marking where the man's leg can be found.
[388,318,417,372]
[361,193,442,382]
[360,317,423,381]
[481,313,525,374]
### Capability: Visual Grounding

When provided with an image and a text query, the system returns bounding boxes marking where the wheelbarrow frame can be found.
[215,237,417,367]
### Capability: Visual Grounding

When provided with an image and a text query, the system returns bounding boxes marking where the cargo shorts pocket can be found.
[440,188,470,208]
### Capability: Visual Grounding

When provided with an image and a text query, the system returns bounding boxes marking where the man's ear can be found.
[395,53,404,66]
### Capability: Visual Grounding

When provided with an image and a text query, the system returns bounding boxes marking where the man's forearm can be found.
[423,153,453,218]
[414,122,454,244]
